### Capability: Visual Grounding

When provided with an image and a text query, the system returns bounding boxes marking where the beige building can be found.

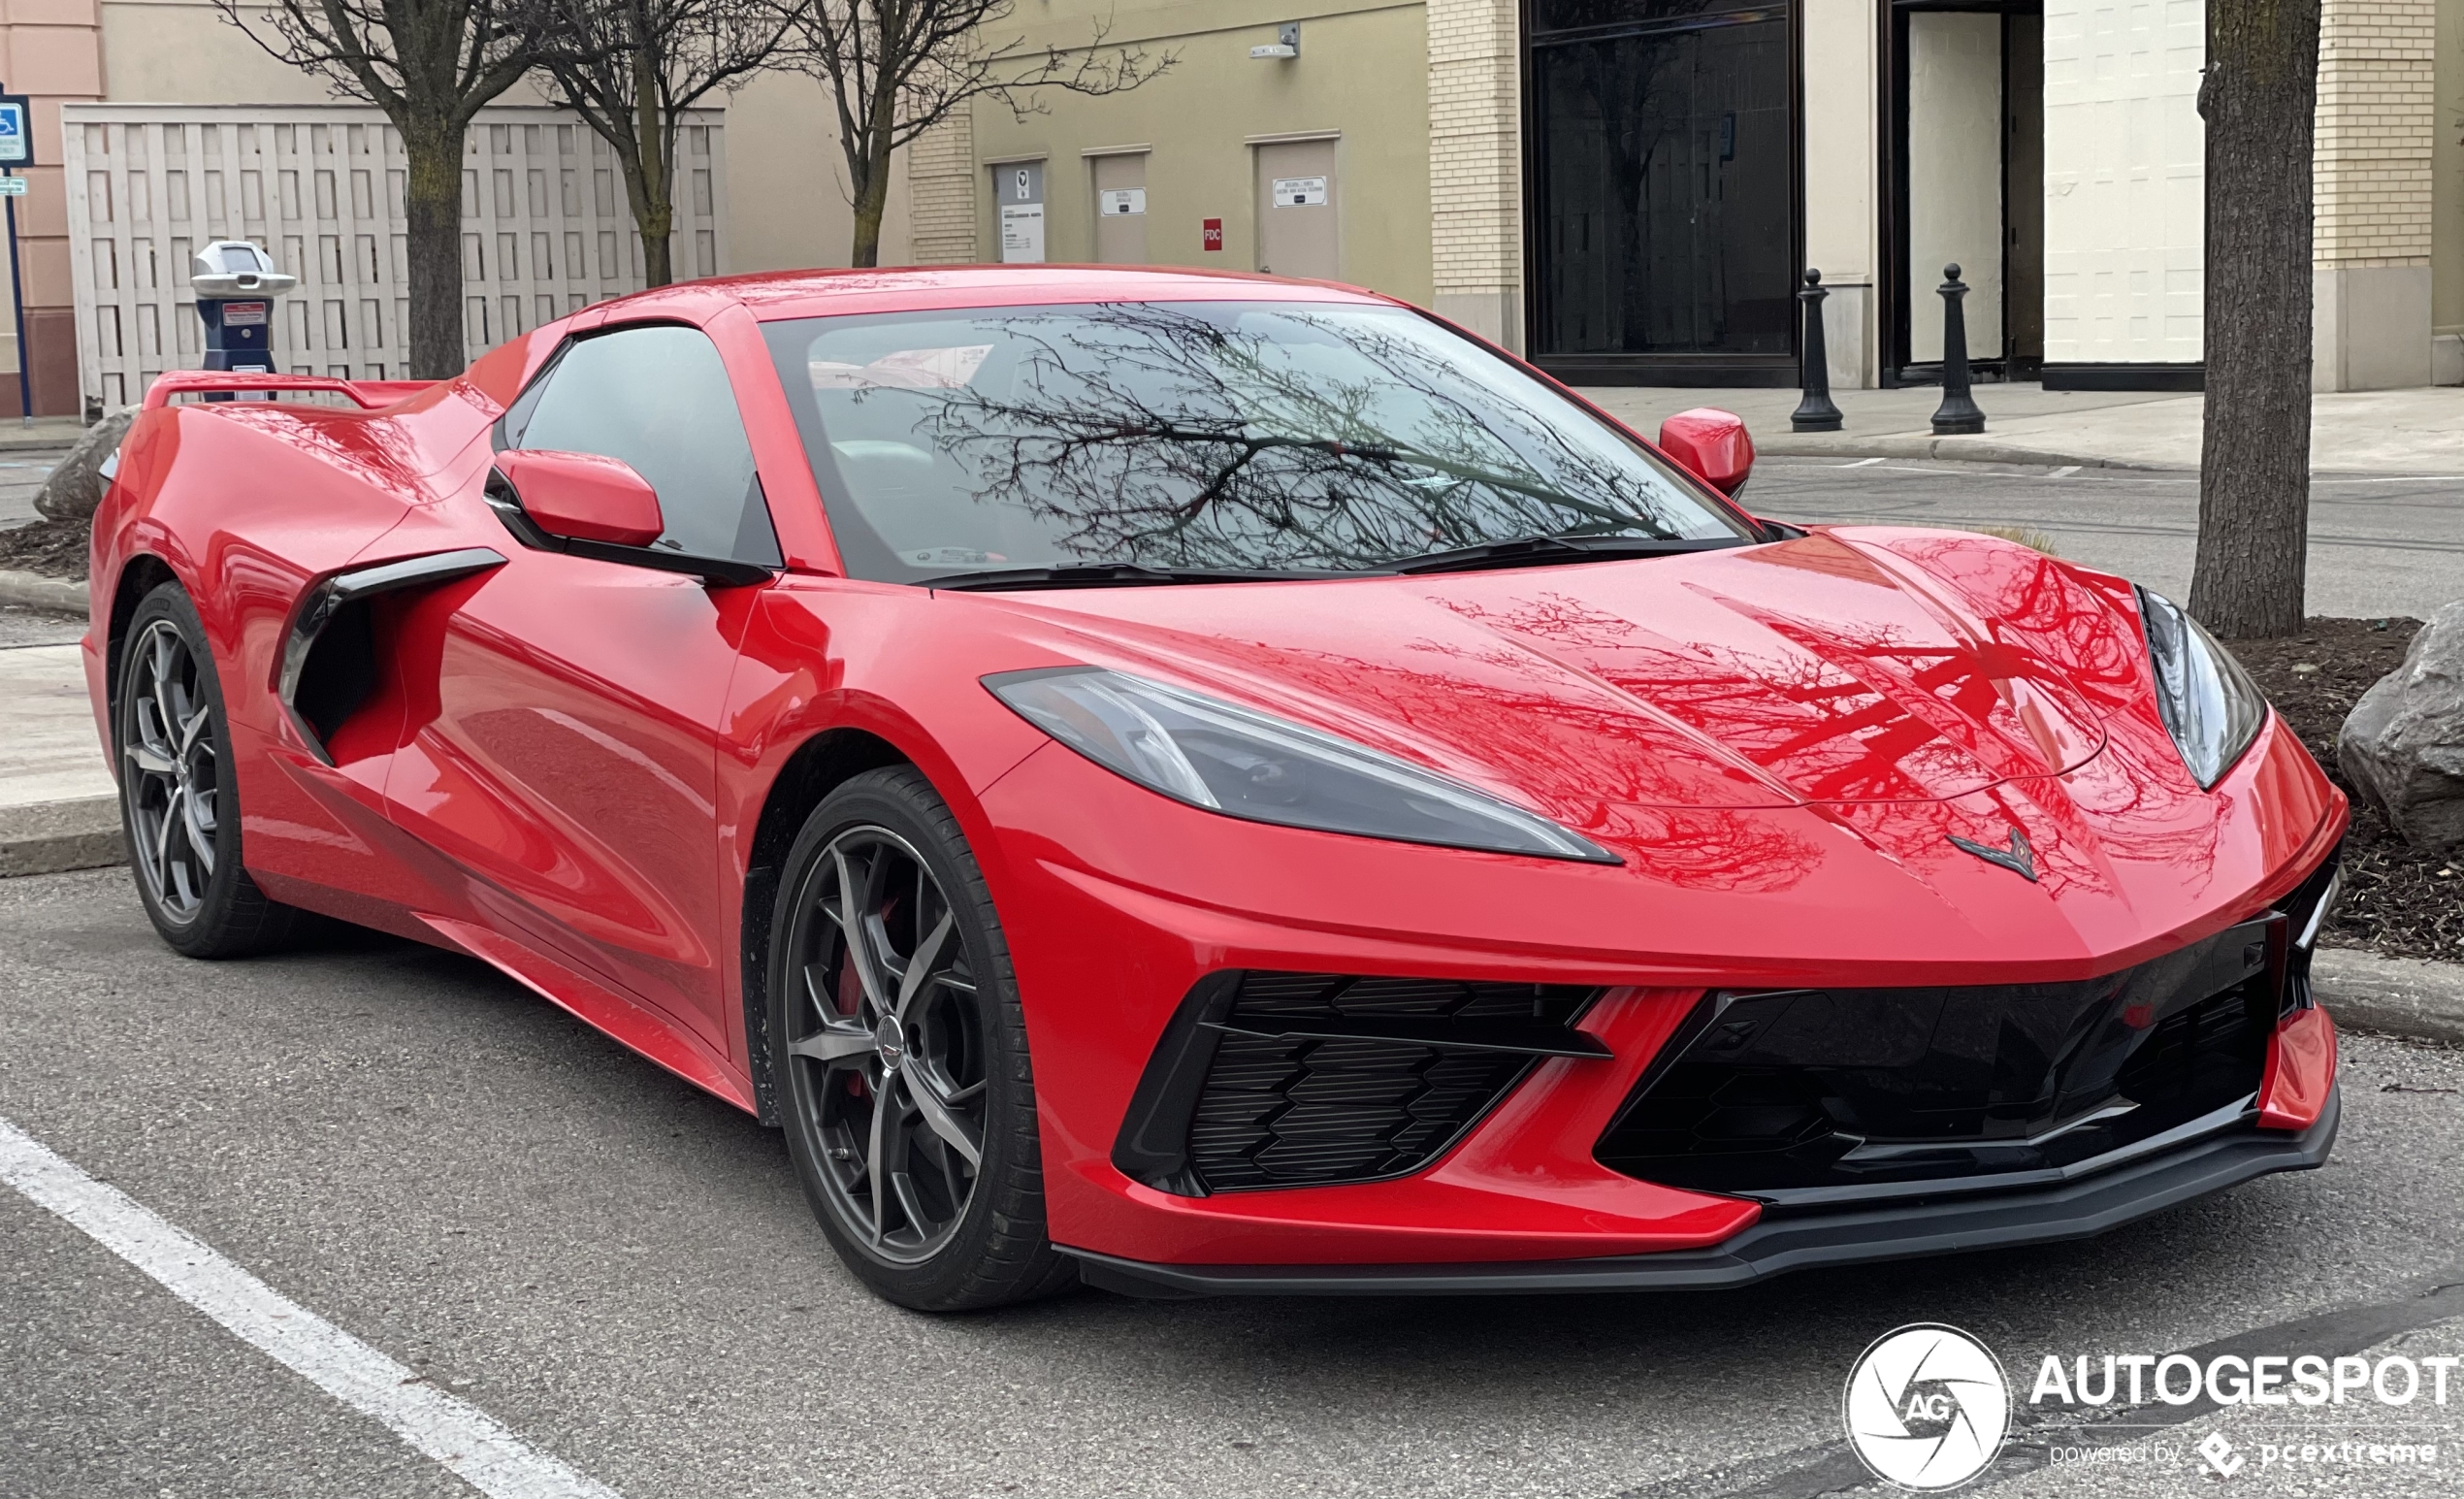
[914,0,2464,395]
[9,0,2463,411]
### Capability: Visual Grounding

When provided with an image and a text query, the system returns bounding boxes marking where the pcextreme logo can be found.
[1842,1323,2013,1490]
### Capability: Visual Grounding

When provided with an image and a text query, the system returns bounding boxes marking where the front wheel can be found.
[115,582,300,958]
[768,767,1075,1311]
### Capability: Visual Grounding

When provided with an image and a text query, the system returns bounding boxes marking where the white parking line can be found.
[0,1114,624,1499]
[1839,457,1886,468]
[2049,465,2081,478]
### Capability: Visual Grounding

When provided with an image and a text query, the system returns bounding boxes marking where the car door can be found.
[383,321,782,1050]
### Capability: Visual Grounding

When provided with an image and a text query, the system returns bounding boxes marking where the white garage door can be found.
[2040,0,2204,367]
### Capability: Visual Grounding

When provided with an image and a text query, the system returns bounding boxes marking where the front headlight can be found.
[984,666,1619,864]
[2136,587,2268,788]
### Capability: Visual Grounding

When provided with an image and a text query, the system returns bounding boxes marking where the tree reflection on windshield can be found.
[764,300,1749,585]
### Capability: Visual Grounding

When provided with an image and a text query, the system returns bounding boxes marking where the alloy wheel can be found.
[122,618,219,925]
[784,825,989,1264]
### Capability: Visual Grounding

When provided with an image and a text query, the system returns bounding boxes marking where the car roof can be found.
[586,265,1405,324]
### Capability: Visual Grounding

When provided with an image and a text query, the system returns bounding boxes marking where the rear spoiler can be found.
[142,371,438,410]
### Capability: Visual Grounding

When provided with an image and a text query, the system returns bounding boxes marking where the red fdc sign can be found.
[1202,218,1223,252]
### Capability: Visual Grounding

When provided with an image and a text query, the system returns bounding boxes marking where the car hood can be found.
[972,528,2138,824]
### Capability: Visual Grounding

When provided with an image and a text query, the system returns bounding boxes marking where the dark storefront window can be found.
[1527,0,1797,381]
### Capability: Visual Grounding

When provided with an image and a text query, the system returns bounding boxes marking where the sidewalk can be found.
[0,636,121,877]
[1575,382,2464,474]
[0,416,91,454]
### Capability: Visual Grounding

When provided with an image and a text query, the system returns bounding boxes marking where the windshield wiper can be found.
[1390,534,1752,576]
[924,562,1342,591]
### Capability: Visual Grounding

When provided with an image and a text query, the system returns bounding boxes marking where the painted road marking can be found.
[2049,465,2081,478]
[1839,457,1885,468]
[0,1114,624,1499]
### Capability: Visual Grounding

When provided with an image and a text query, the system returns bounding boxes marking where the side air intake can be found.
[1111,971,1605,1196]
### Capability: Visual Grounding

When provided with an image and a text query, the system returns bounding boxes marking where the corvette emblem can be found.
[1949,828,2037,882]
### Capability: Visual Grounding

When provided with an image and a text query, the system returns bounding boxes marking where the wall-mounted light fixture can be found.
[1249,23,1300,59]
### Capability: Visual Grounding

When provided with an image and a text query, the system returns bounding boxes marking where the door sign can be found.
[992,160,1046,264]
[1271,176,1329,208]
[1100,188,1147,217]
[1000,205,1046,263]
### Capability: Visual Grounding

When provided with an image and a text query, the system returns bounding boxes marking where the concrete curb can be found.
[1756,431,2186,471]
[2314,948,2464,1046]
[0,796,124,878]
[0,570,87,617]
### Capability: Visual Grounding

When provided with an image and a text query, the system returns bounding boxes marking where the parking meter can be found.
[190,241,297,399]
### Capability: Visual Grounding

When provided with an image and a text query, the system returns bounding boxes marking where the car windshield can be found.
[761,300,1754,585]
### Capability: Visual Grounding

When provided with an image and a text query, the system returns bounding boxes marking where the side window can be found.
[505,324,782,566]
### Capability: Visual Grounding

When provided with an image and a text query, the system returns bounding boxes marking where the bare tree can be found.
[218,0,558,378]
[784,1,1171,268]
[2189,0,2321,637]
[527,0,794,286]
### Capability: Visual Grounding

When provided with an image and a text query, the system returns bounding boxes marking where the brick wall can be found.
[2314,0,2435,270]
[1427,0,1519,335]
[0,0,105,415]
[907,111,978,266]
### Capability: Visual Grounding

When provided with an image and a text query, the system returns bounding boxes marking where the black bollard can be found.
[1791,269,1844,433]
[1930,263,1986,436]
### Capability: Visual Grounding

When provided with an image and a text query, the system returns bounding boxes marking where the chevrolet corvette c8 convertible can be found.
[86,268,2342,1309]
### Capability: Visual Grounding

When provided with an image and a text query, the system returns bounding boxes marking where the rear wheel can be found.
[769,767,1074,1310]
[116,582,299,958]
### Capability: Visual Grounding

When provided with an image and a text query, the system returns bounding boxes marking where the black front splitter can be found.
[1061,1086,2339,1298]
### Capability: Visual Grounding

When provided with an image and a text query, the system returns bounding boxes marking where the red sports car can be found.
[86,269,2343,1310]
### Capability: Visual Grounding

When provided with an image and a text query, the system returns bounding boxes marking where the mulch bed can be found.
[2235,617,2460,962]
[0,516,89,580]
[5,515,2449,957]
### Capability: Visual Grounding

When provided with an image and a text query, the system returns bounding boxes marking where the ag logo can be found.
[1842,1323,2012,1490]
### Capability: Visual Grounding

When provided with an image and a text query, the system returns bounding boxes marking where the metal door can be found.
[1091,152,1149,264]
[1253,138,1338,280]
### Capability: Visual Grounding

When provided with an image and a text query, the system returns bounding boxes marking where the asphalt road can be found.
[3,868,2462,1498]
[1747,460,2464,622]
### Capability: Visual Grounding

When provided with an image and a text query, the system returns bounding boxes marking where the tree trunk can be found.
[625,150,676,286]
[849,147,891,269]
[630,42,676,286]
[848,83,900,269]
[2190,0,2320,638]
[402,119,469,380]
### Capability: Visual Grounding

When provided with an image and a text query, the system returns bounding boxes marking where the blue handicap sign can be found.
[0,101,27,166]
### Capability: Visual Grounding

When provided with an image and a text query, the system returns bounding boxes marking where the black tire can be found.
[115,581,301,958]
[768,766,1076,1311]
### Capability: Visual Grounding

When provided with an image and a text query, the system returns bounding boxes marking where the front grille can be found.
[1114,972,1602,1195]
[1595,916,2289,1203]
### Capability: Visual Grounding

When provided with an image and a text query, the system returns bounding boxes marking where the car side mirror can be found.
[1657,408,1755,498]
[494,450,665,547]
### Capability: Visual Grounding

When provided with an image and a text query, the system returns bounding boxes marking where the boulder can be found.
[33,407,136,524]
[2340,601,2464,855]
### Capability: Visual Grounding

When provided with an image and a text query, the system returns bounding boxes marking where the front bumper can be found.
[1065,1084,2340,1296]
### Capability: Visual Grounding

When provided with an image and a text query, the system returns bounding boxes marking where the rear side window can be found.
[504,323,782,566]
